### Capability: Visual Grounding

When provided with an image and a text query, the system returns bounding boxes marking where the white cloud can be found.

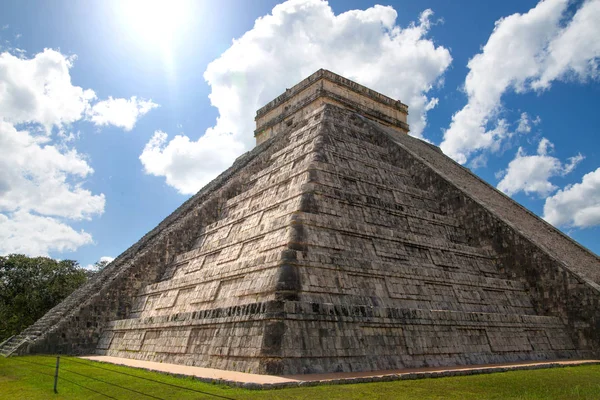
[532,0,600,90]
[0,49,96,131]
[0,48,156,256]
[0,119,103,256]
[85,255,115,270]
[425,97,439,111]
[544,167,600,228]
[496,137,583,197]
[537,137,553,155]
[0,120,105,220]
[563,153,585,175]
[0,210,93,257]
[516,112,540,133]
[87,96,158,131]
[469,154,488,170]
[99,256,114,263]
[140,0,452,194]
[440,0,600,164]
[0,48,158,133]
[139,130,244,195]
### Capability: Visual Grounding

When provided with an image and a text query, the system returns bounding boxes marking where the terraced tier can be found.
[4,72,598,376]
[96,104,598,374]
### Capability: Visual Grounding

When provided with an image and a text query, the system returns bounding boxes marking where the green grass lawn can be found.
[1,356,599,400]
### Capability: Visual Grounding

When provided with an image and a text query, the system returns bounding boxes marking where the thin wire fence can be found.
[57,375,119,400]
[5,356,237,400]
[60,356,236,399]
[7,357,117,399]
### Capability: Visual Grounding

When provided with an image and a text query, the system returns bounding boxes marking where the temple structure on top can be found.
[2,70,598,376]
[255,69,409,145]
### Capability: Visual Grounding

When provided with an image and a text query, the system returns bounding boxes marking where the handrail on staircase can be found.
[0,335,30,357]
[0,335,15,351]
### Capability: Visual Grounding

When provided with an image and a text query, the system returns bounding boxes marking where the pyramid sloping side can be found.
[96,104,597,375]
[8,101,598,375]
[96,111,328,373]
[260,105,599,374]
[0,117,296,357]
[378,120,600,287]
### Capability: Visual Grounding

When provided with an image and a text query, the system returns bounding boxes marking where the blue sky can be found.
[0,0,598,267]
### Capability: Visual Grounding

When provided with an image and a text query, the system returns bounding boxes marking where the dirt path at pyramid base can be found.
[81,355,600,388]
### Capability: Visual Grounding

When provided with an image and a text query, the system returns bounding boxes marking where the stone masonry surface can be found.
[254,69,409,145]
[0,114,293,357]
[3,71,598,377]
[97,104,598,374]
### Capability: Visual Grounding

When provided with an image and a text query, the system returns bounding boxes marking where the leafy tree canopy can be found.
[92,259,111,271]
[0,254,88,342]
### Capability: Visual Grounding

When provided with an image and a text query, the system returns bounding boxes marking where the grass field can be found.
[0,356,599,399]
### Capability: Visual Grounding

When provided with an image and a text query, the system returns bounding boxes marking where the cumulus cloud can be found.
[0,120,105,220]
[516,112,541,134]
[532,0,600,90]
[87,96,158,131]
[0,48,157,256]
[469,154,488,170]
[496,137,584,197]
[0,210,93,257]
[99,256,115,263]
[140,0,452,194]
[0,119,103,256]
[544,168,600,228]
[139,130,244,194]
[441,0,600,164]
[0,49,96,131]
[0,48,158,133]
[85,255,115,270]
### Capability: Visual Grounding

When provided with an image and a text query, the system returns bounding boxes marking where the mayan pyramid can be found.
[2,69,599,375]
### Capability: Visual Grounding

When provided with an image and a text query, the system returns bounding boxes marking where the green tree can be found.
[93,259,111,271]
[83,258,112,280]
[0,254,88,341]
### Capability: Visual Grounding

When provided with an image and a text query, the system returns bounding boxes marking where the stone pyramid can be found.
[3,70,599,375]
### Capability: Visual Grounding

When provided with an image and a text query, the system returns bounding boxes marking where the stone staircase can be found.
[91,105,596,375]
[2,99,598,374]
[0,335,29,357]
[0,116,285,358]
[0,261,128,356]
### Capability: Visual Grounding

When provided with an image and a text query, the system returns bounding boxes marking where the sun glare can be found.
[120,0,192,52]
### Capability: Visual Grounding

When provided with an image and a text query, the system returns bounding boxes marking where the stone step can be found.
[0,335,29,356]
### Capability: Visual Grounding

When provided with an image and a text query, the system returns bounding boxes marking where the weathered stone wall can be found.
[255,69,409,145]
[96,108,327,369]
[95,104,597,375]
[256,69,408,119]
[11,98,598,376]
[322,79,407,123]
[357,107,600,354]
[257,106,596,374]
[272,302,580,374]
[16,119,294,356]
